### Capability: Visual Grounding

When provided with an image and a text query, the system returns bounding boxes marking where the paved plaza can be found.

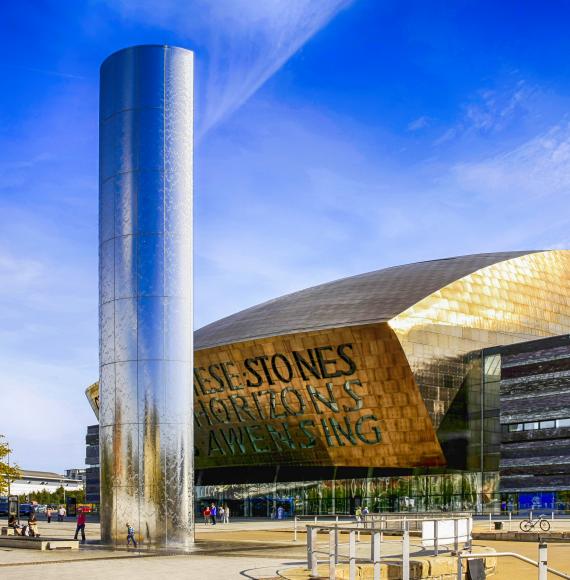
[1,517,570,578]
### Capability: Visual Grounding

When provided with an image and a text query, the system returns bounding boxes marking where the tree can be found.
[0,435,20,495]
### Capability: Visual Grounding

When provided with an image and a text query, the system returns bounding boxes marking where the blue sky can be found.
[2,0,570,472]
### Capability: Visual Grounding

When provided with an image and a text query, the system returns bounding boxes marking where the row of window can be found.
[505,418,570,432]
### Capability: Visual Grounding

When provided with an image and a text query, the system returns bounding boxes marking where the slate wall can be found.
[499,335,570,492]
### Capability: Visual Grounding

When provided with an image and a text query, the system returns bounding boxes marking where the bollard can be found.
[294,517,298,542]
[457,553,463,580]
[530,510,533,522]
[329,529,336,580]
[488,512,492,531]
[434,520,439,556]
[403,526,410,580]
[308,527,318,578]
[372,530,381,580]
[453,518,459,553]
[538,543,547,580]
[508,512,512,532]
[314,515,318,524]
[335,526,339,565]
[336,515,339,524]
[349,530,356,580]
[552,511,555,521]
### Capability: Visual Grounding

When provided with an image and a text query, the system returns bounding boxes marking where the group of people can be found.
[202,502,230,525]
[45,506,67,523]
[354,505,370,523]
[270,505,287,520]
[6,503,141,548]
[7,504,85,543]
[7,513,39,537]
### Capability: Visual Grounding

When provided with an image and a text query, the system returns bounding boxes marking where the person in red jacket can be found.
[74,509,86,544]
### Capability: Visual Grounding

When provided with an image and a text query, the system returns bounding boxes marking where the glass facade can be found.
[196,472,493,517]
[194,349,506,517]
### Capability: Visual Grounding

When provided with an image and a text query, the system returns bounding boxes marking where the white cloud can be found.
[450,122,570,200]
[434,80,536,145]
[105,0,352,135]
[407,115,431,131]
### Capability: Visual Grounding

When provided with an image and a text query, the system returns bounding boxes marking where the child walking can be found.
[126,523,137,547]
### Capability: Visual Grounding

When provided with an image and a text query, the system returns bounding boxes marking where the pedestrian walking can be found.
[46,507,53,524]
[355,506,362,524]
[58,506,66,522]
[74,510,86,544]
[223,504,230,524]
[126,522,137,547]
[203,505,211,525]
[219,505,225,523]
[362,505,369,528]
[210,503,217,525]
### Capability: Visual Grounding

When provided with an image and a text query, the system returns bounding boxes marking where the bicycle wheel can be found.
[540,519,551,531]
[520,520,532,532]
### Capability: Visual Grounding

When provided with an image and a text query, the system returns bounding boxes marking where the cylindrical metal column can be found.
[99,45,193,548]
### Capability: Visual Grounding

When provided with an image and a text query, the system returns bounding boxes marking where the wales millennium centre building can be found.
[93,244,570,527]
[95,46,570,548]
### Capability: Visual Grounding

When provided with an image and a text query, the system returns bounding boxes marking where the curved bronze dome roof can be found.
[195,251,540,350]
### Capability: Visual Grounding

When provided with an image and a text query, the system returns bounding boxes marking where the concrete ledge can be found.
[0,537,79,550]
[474,531,570,543]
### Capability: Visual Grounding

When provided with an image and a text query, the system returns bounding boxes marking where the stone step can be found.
[0,537,80,550]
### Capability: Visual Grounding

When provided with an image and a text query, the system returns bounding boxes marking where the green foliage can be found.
[0,435,20,495]
[19,486,86,505]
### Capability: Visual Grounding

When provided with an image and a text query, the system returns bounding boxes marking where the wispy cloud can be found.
[434,80,536,145]
[407,115,431,131]
[463,82,532,133]
[105,0,352,135]
[449,121,570,200]
[0,64,85,80]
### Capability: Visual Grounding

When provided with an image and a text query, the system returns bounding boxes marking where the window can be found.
[506,418,570,432]
[484,354,501,379]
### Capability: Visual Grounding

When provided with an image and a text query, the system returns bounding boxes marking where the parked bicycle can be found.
[519,515,550,532]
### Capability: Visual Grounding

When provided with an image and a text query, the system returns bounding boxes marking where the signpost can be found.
[67,497,77,518]
[8,495,18,523]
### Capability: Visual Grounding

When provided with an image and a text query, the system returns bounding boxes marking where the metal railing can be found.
[363,511,472,532]
[293,514,356,541]
[293,511,472,540]
[458,544,570,580]
[305,516,472,580]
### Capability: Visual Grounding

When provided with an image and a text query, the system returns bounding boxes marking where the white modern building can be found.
[65,468,86,484]
[8,470,84,496]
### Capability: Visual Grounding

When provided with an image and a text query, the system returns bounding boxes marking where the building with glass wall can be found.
[86,250,570,515]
